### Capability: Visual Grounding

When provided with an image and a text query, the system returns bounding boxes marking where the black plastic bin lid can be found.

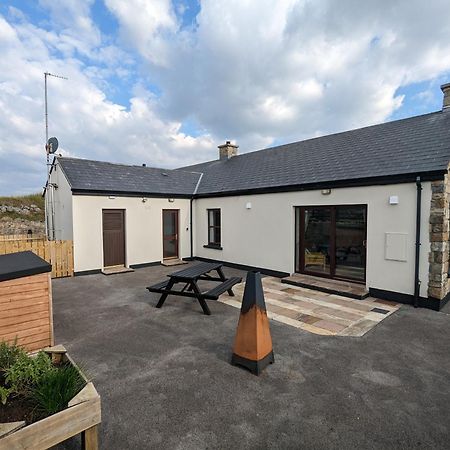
[0,251,52,282]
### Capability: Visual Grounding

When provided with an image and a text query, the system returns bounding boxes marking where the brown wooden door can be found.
[103,209,125,267]
[163,209,179,259]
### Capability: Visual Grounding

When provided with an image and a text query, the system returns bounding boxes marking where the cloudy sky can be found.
[1,0,450,195]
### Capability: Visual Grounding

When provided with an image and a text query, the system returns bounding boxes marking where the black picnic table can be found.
[146,262,242,315]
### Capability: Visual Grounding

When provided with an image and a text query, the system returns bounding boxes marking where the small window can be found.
[207,209,221,247]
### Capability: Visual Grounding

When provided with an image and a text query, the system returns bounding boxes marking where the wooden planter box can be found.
[0,346,101,450]
[0,251,54,352]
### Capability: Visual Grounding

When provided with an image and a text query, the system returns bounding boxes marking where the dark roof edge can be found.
[70,170,446,199]
[71,189,192,199]
[194,171,446,199]
[56,158,73,188]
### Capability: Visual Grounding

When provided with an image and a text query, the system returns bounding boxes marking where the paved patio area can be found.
[221,277,400,336]
[51,262,450,449]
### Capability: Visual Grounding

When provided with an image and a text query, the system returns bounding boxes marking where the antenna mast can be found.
[44,72,68,240]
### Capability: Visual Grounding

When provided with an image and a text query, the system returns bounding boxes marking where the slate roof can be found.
[180,110,450,196]
[58,110,450,197]
[58,158,201,197]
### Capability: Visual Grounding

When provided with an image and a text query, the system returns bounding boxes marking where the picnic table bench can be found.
[146,262,242,315]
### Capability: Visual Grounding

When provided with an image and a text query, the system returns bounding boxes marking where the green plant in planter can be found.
[0,340,26,404]
[0,340,26,373]
[5,351,53,395]
[31,364,85,416]
[0,386,13,405]
[0,341,87,419]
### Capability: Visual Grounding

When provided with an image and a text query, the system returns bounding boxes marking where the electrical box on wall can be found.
[385,232,408,261]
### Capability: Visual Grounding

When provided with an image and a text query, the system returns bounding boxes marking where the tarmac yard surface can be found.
[53,263,450,449]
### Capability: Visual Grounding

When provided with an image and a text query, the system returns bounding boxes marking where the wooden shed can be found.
[0,251,53,352]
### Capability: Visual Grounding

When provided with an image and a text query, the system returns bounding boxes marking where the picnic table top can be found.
[167,261,222,280]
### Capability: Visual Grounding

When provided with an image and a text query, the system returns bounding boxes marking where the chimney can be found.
[441,83,450,110]
[218,141,238,160]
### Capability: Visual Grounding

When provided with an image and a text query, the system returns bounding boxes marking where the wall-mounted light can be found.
[108,196,116,200]
[245,202,252,209]
[168,198,174,203]
[389,195,399,205]
[321,189,331,195]
[142,198,148,203]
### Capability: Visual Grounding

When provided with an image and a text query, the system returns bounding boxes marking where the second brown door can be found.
[103,209,125,267]
[163,209,179,259]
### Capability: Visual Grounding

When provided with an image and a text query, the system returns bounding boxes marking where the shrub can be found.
[0,386,12,405]
[5,351,53,395]
[31,364,85,416]
[0,341,86,419]
[0,340,26,373]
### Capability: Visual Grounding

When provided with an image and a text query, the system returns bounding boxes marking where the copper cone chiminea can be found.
[231,271,274,375]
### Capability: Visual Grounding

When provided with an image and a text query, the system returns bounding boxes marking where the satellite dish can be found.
[47,137,59,154]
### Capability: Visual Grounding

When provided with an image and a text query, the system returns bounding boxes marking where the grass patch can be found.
[0,193,44,209]
[0,193,44,222]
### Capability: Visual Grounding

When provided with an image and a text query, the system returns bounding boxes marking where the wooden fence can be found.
[0,238,74,278]
[0,233,46,241]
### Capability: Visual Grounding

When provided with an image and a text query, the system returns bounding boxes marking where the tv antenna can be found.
[44,72,68,240]
[44,72,67,154]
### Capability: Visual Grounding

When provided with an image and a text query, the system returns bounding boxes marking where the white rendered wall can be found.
[48,163,73,240]
[72,196,191,272]
[194,182,432,297]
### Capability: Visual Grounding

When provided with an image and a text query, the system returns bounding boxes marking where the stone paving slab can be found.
[220,277,400,337]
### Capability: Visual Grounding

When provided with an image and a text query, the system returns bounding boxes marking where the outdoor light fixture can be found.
[108,196,116,200]
[321,189,331,195]
[142,198,148,203]
[246,202,252,209]
[168,198,174,203]
[389,195,399,205]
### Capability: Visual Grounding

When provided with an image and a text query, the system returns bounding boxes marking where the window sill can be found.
[203,244,223,250]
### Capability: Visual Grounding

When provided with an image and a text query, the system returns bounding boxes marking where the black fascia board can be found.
[71,189,193,199]
[70,169,446,200]
[193,170,447,199]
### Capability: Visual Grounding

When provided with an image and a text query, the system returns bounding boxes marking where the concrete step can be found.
[102,266,134,275]
[282,274,369,300]
[161,259,188,267]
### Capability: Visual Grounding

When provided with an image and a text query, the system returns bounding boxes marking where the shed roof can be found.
[0,251,51,282]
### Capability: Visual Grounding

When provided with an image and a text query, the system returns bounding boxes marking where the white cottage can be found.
[47,84,450,310]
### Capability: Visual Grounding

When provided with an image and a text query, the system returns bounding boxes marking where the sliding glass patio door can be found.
[296,205,367,282]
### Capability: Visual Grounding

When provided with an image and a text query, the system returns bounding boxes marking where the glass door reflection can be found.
[303,207,331,276]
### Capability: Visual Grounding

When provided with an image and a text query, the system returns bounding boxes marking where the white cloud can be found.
[0,11,213,195]
[1,0,450,195]
[37,0,101,57]
[132,0,450,144]
[104,0,177,66]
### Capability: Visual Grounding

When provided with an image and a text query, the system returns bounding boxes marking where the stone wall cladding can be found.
[428,171,450,300]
